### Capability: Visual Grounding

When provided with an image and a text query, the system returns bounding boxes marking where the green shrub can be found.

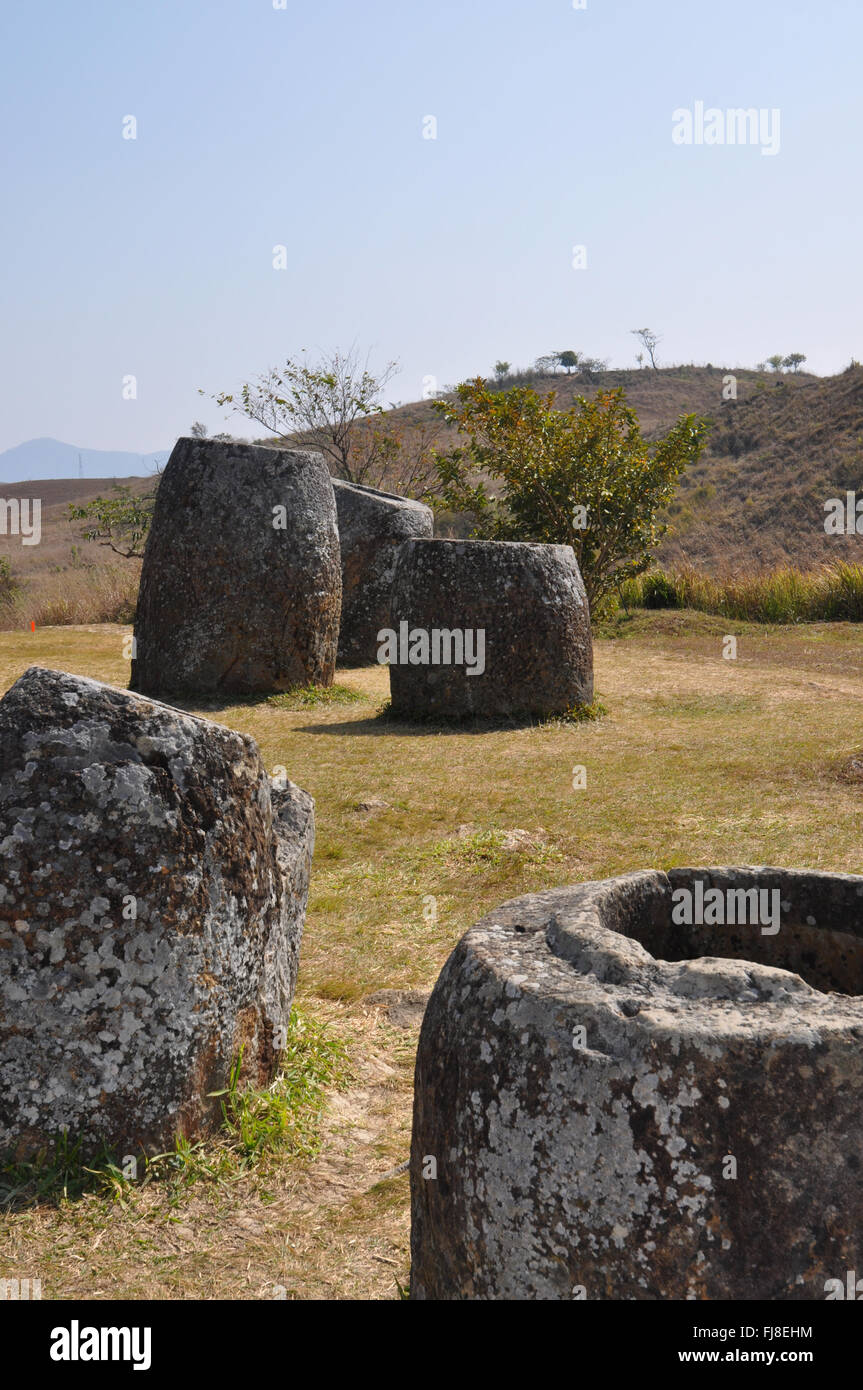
[641,572,684,609]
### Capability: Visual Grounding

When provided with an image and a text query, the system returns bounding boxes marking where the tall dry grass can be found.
[5,555,863,632]
[0,563,140,631]
[620,562,863,624]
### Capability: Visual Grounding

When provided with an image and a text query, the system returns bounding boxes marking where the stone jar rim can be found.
[332,477,432,510]
[401,537,576,555]
[468,867,863,1036]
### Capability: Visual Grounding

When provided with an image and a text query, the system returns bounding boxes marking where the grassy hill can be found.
[4,361,863,630]
[383,362,863,572]
[653,364,863,571]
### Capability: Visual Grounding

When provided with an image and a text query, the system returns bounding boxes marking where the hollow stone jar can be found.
[410,867,863,1300]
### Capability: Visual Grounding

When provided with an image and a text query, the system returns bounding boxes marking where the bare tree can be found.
[534,354,561,375]
[211,346,399,483]
[347,414,445,500]
[578,356,609,381]
[631,327,661,370]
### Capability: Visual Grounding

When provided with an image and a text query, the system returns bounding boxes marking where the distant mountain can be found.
[0,438,168,485]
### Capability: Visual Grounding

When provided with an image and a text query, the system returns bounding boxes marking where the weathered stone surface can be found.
[387,540,592,719]
[131,437,341,697]
[0,667,314,1159]
[411,867,863,1300]
[333,479,433,666]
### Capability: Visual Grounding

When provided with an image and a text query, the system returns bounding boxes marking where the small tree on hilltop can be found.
[432,378,707,613]
[767,354,786,372]
[208,346,440,499]
[577,355,609,382]
[557,350,581,374]
[494,360,511,380]
[534,353,561,376]
[783,352,807,373]
[631,327,661,370]
[189,420,233,442]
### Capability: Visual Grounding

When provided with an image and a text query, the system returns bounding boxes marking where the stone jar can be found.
[0,667,314,1159]
[387,539,593,720]
[411,867,863,1299]
[333,478,433,666]
[131,437,341,698]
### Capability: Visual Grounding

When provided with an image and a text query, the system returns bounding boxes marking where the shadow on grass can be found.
[299,714,515,738]
[147,685,370,720]
[130,684,606,735]
[0,1133,129,1213]
[299,699,607,738]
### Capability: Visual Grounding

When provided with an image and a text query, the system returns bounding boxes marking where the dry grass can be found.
[0,474,148,630]
[622,562,863,624]
[0,563,140,630]
[3,613,863,1298]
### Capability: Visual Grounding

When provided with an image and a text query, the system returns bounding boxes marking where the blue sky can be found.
[1,0,861,455]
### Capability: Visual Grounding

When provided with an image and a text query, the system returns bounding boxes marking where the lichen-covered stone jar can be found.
[131,437,341,698]
[0,667,314,1160]
[411,868,863,1300]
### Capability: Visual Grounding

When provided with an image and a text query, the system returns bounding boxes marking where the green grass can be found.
[7,615,863,1298]
[215,1010,350,1164]
[428,827,563,870]
[268,684,368,710]
[540,696,607,725]
[0,1009,350,1211]
[621,562,863,624]
[0,1130,112,1210]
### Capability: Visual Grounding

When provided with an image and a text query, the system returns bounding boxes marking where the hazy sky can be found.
[1,0,861,455]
